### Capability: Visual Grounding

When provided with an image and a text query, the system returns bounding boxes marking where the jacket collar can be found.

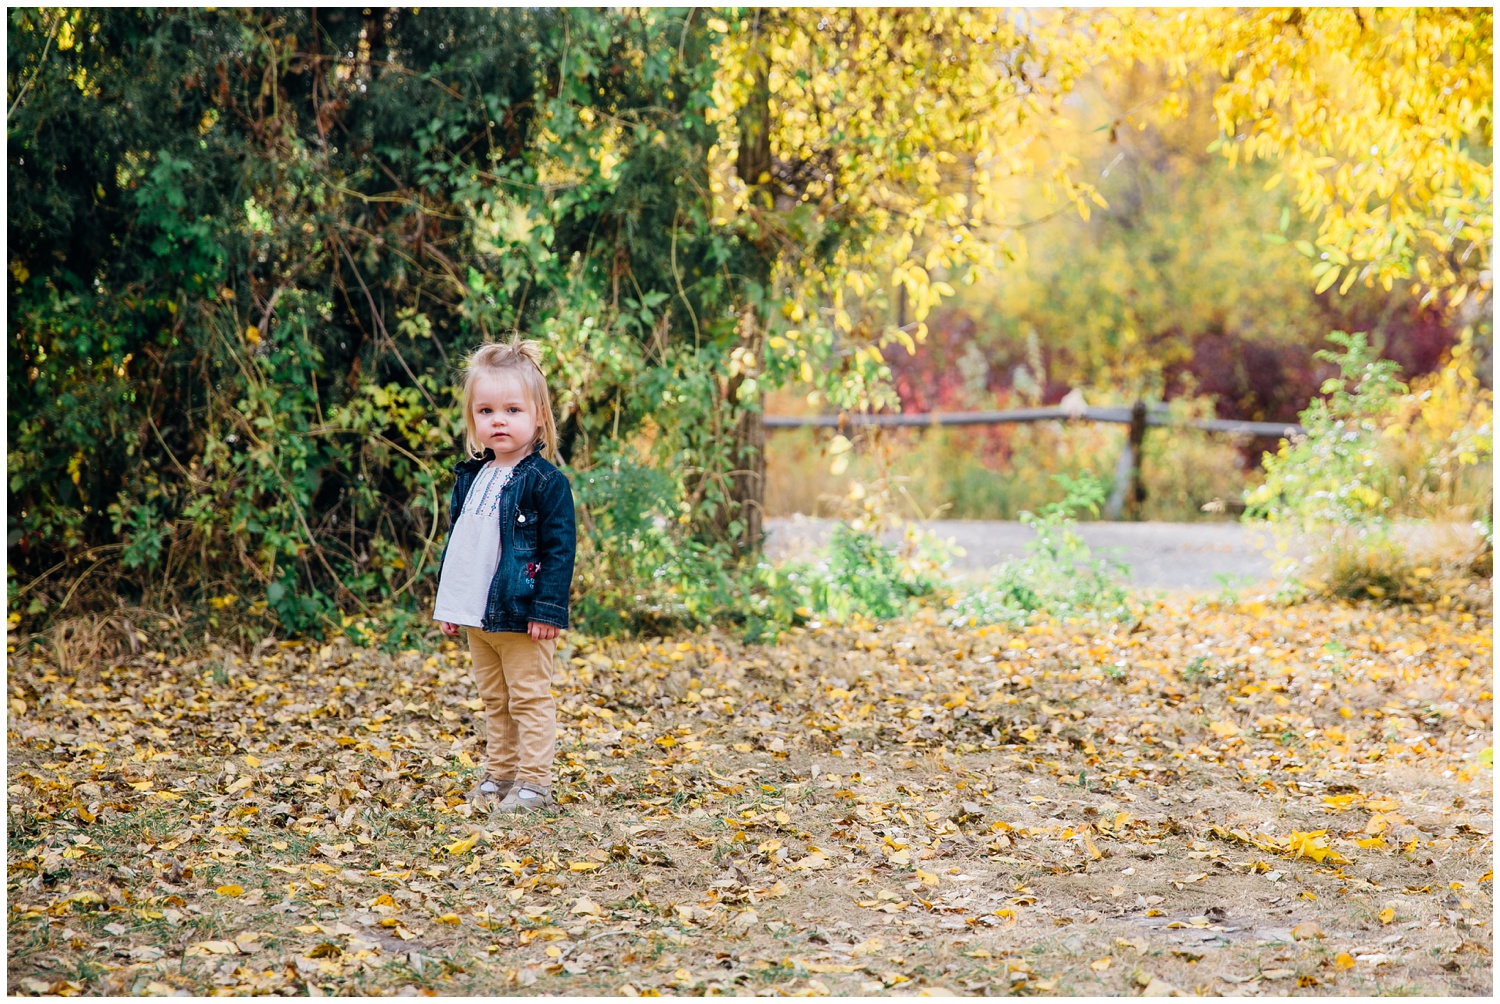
[454,443,545,476]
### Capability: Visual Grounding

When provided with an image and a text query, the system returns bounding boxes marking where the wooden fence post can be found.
[1105,399,1149,520]
[1126,399,1147,519]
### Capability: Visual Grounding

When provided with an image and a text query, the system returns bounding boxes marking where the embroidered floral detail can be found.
[525,561,540,579]
[465,464,513,519]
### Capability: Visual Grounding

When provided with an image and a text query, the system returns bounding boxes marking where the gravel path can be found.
[765,516,1281,591]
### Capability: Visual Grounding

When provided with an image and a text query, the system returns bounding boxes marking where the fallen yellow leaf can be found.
[446,835,479,856]
[571,896,604,917]
[802,961,859,974]
[1286,829,1346,864]
[1084,833,1103,860]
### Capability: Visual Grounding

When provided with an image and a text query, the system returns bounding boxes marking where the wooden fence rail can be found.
[762,402,1305,520]
[763,403,1303,438]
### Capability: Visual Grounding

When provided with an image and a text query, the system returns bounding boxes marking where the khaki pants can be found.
[465,629,557,786]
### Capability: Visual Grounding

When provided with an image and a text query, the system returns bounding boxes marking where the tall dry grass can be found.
[765,400,1259,522]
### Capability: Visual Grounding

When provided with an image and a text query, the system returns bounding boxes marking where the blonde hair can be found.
[459,339,560,463]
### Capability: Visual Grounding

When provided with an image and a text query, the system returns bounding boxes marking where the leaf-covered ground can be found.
[7,592,1492,997]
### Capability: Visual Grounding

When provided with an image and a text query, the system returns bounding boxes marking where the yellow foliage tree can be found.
[708,8,1107,410]
[1103,7,1492,308]
[1385,330,1493,519]
[709,8,1488,549]
[711,7,1491,418]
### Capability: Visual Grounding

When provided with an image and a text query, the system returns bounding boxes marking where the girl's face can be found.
[470,370,538,465]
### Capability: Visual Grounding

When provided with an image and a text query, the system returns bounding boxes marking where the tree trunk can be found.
[730,397,766,555]
[724,306,766,556]
[736,61,773,207]
[724,35,773,556]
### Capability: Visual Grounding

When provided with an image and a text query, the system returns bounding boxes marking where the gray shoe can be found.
[469,776,513,805]
[497,781,553,813]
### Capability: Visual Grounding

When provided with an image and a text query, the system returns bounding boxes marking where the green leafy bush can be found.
[945,474,1134,627]
[7,8,772,645]
[566,436,946,638]
[571,449,737,635]
[265,572,340,640]
[1246,330,1492,600]
[1247,331,1408,529]
[795,523,943,624]
[572,447,943,639]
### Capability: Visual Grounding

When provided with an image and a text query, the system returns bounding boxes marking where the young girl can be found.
[433,340,576,813]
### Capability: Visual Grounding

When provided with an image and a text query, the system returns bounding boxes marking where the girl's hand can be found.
[439,621,459,637]
[528,621,560,641]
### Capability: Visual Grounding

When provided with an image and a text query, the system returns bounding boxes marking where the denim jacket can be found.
[443,446,577,633]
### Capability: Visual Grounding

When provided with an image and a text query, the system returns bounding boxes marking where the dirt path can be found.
[7,592,1490,996]
[767,517,1483,592]
[766,517,1280,590]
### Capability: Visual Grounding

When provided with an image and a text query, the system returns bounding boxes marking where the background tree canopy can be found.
[9,7,769,637]
[8,7,1491,640]
[887,62,1484,423]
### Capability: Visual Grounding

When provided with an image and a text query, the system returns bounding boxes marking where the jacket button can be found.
[517,514,526,523]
